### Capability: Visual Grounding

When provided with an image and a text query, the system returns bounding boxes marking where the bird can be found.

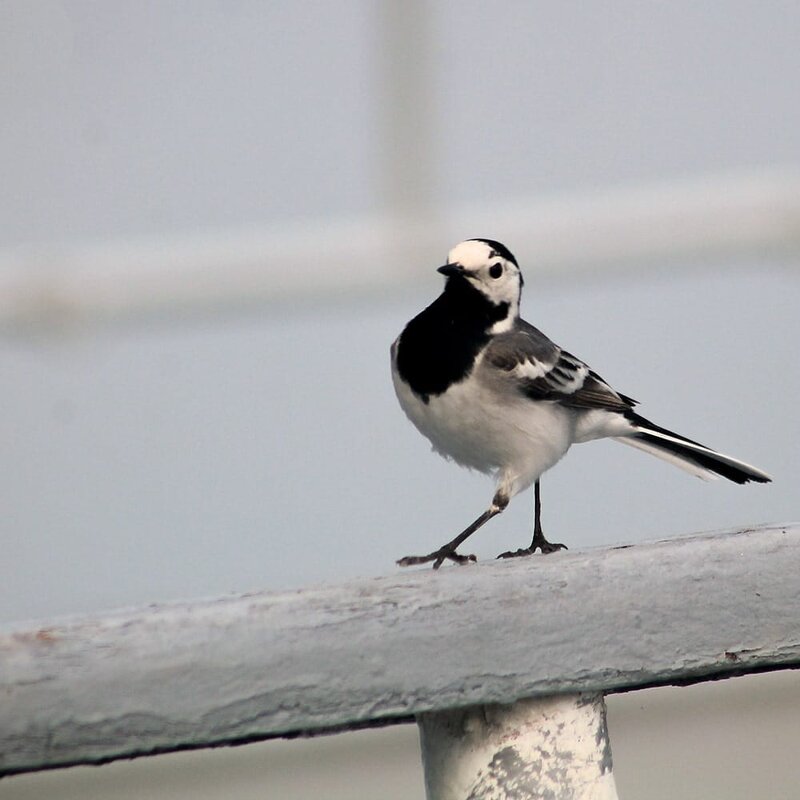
[390,238,771,569]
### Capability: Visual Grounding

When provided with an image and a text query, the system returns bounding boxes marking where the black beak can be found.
[437,263,464,278]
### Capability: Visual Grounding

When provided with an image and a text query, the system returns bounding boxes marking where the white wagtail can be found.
[391,238,771,569]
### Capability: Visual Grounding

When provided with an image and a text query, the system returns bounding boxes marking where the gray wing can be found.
[485,320,636,412]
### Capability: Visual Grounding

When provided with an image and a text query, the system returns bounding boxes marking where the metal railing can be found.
[0,169,798,334]
[2,523,797,798]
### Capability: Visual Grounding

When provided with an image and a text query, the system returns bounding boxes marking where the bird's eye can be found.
[489,263,503,279]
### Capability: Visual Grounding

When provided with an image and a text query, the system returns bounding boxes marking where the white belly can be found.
[392,365,575,499]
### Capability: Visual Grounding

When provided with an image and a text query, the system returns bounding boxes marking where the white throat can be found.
[489,296,518,334]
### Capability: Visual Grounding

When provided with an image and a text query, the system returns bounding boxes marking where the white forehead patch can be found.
[447,240,497,270]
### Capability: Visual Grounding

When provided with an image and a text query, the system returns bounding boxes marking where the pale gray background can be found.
[1,2,799,798]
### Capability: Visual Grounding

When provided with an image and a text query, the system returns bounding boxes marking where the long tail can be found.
[614,412,772,484]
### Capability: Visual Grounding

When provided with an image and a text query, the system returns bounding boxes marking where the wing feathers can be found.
[485,321,771,485]
[486,323,635,413]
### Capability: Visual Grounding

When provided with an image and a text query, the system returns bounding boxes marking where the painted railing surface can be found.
[1,524,798,797]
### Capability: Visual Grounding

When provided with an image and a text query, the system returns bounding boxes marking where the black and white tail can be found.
[616,412,772,484]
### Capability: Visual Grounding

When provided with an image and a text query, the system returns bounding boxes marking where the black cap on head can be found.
[467,238,518,267]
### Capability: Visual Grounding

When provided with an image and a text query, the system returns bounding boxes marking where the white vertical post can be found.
[375,0,435,223]
[417,693,618,800]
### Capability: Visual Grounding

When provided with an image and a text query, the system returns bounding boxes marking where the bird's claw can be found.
[496,540,567,559]
[539,540,568,554]
[397,547,477,569]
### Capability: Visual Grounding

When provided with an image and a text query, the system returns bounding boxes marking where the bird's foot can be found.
[397,546,477,570]
[496,537,567,559]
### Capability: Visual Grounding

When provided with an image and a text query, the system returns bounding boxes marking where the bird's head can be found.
[437,239,524,328]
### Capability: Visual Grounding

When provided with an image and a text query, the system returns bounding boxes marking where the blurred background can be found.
[1,1,798,798]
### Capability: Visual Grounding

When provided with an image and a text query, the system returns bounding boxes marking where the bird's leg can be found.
[529,478,567,553]
[397,493,509,569]
[497,479,567,559]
